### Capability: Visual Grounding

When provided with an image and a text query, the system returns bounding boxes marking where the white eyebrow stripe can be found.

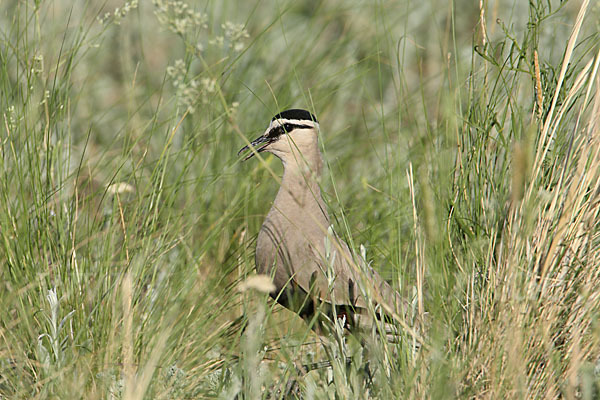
[269,118,319,130]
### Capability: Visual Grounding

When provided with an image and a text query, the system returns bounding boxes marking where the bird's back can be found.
[256,196,406,330]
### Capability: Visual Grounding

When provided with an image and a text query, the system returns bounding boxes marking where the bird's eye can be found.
[266,126,284,138]
[266,123,312,138]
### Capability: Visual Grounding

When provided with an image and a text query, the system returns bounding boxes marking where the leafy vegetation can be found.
[1,0,599,398]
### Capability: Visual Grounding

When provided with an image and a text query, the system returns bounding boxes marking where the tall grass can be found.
[0,0,599,398]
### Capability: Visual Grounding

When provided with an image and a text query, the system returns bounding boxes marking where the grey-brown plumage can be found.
[239,109,406,334]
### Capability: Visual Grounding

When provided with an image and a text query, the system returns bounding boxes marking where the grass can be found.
[1,0,599,398]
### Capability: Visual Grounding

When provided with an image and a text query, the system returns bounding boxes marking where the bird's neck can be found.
[274,148,329,225]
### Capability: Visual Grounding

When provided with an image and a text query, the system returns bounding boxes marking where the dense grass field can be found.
[1,0,600,398]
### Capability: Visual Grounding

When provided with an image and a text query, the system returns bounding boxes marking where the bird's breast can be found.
[255,212,324,287]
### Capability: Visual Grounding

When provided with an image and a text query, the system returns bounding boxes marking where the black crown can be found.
[272,109,318,123]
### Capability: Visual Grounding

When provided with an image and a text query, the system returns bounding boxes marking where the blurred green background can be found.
[1,0,599,398]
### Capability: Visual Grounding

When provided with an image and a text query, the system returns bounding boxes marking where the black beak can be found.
[237,135,274,161]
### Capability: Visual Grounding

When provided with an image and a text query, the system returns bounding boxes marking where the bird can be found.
[238,108,408,337]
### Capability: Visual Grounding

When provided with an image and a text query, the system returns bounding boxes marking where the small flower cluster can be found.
[166,59,197,113]
[165,59,187,88]
[32,53,44,75]
[6,105,17,132]
[153,0,208,36]
[209,22,249,52]
[166,60,220,113]
[153,1,248,53]
[97,0,138,25]
[154,1,248,114]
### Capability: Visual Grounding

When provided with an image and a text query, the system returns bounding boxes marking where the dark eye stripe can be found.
[266,123,313,138]
[266,126,284,138]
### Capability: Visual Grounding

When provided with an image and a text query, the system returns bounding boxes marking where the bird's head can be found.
[238,109,319,161]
